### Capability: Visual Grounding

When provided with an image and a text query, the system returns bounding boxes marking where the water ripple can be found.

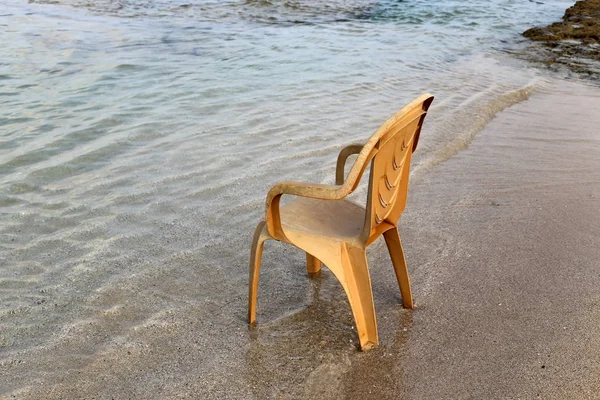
[0,0,581,395]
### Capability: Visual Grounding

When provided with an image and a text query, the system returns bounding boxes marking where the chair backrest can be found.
[346,94,433,244]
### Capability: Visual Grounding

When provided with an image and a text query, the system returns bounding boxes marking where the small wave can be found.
[413,83,538,175]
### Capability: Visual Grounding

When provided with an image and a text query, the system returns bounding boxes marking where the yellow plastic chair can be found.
[248,94,434,350]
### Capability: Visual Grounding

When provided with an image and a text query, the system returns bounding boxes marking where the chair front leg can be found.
[341,243,379,350]
[248,221,270,324]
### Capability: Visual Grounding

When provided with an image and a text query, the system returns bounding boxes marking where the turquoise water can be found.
[0,0,580,396]
[1,0,574,187]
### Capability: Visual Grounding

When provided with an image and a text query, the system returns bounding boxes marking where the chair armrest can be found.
[336,144,363,185]
[266,144,364,239]
[265,182,344,239]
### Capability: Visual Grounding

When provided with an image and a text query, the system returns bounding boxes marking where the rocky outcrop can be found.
[523,0,600,76]
[524,0,600,44]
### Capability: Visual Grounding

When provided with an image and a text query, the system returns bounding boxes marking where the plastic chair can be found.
[248,94,434,350]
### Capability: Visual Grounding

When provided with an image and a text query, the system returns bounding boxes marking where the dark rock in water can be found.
[524,0,600,44]
[523,0,600,76]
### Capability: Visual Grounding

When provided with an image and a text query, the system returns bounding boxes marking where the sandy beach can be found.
[373,78,600,399]
[2,1,600,398]
[3,77,598,399]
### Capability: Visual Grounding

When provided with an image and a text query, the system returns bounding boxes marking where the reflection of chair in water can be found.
[248,94,434,350]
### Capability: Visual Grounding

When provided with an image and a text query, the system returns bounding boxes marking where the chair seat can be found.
[280,197,365,241]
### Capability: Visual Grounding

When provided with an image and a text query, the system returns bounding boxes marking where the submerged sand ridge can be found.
[3,78,599,399]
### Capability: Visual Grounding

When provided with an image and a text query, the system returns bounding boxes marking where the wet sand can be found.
[3,78,600,398]
[377,79,600,399]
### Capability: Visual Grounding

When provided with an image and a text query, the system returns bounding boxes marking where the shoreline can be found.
[5,79,599,399]
[2,1,600,397]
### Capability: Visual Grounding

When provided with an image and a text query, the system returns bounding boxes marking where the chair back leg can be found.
[383,227,414,309]
[306,253,322,276]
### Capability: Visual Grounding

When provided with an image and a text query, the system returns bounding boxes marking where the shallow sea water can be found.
[0,0,587,397]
